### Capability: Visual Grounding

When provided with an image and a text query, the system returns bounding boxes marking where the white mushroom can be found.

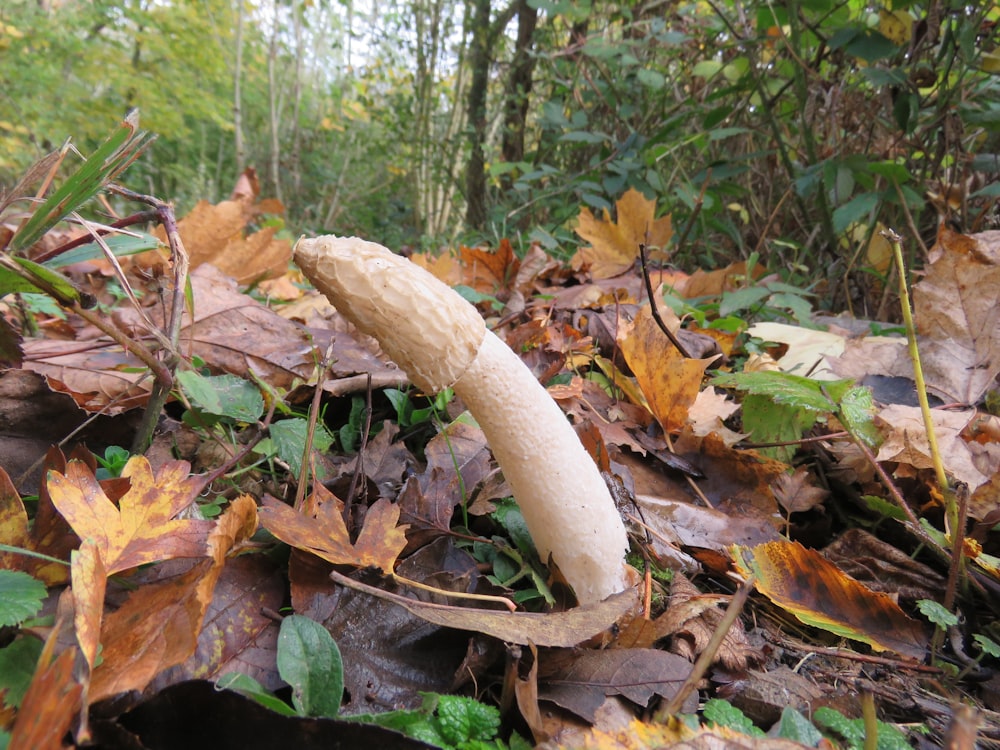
[294,235,632,603]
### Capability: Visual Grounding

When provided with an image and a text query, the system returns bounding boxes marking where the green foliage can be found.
[349,693,505,750]
[95,446,132,480]
[775,707,824,745]
[385,387,455,430]
[702,698,765,738]
[276,614,344,719]
[917,598,959,630]
[265,418,335,479]
[813,706,910,750]
[712,370,879,460]
[0,570,46,628]
[0,636,43,709]
[177,371,265,424]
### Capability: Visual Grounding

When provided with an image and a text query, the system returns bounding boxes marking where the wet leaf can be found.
[733,540,927,659]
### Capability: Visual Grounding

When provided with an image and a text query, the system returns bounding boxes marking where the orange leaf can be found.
[70,539,106,673]
[89,494,258,702]
[618,305,710,432]
[9,637,82,750]
[733,540,927,659]
[47,457,213,575]
[258,494,407,573]
[460,239,520,294]
[573,189,673,279]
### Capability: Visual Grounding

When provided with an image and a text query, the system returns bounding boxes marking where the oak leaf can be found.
[258,493,407,573]
[47,456,213,575]
[573,189,672,279]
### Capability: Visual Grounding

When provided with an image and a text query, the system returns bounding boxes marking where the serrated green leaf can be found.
[0,570,46,627]
[814,706,910,749]
[741,393,816,463]
[702,698,765,737]
[276,614,343,718]
[0,637,44,708]
[177,371,264,422]
[269,418,334,477]
[777,706,823,745]
[838,386,880,447]
[711,371,838,413]
[916,599,958,629]
[435,694,501,745]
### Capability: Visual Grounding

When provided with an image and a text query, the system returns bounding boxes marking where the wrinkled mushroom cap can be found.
[294,235,486,393]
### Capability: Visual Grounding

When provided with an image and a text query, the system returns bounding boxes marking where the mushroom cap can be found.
[294,236,486,393]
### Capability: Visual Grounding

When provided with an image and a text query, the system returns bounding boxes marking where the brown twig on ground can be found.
[638,241,692,359]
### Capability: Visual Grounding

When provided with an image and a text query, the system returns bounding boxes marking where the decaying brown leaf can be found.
[772,466,829,515]
[8,634,82,750]
[258,492,408,573]
[733,540,927,659]
[47,457,212,575]
[655,573,760,671]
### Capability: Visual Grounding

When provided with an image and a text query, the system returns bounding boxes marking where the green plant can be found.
[94,446,132,480]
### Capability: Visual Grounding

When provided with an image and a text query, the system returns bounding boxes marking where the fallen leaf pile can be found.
[2,187,1000,747]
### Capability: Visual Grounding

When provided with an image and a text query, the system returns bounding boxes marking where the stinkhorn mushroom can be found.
[294,235,633,604]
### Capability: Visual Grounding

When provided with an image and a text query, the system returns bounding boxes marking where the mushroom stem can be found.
[294,235,632,603]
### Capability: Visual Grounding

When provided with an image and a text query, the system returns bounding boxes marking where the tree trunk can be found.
[463,0,491,230]
[500,0,537,191]
[233,0,246,174]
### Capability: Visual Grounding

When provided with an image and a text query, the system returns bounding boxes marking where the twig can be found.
[654,574,756,720]
[638,242,692,359]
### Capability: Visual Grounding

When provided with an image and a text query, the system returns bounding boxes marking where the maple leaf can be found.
[573,188,672,279]
[89,494,259,702]
[618,304,710,432]
[258,493,407,573]
[47,456,213,575]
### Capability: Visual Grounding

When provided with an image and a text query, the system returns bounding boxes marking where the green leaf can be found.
[435,694,501,746]
[0,256,86,306]
[814,706,910,749]
[741,393,816,463]
[711,371,839,413]
[216,672,298,716]
[719,286,770,317]
[269,418,334,477]
[702,698,765,737]
[832,192,880,234]
[916,599,958,629]
[44,231,162,269]
[276,614,344,718]
[0,570,46,627]
[777,706,823,745]
[973,634,1000,658]
[862,495,908,522]
[177,371,264,422]
[0,637,44,708]
[9,114,155,254]
[838,386,880,448]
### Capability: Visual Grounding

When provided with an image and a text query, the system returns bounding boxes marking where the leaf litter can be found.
[1,184,1000,747]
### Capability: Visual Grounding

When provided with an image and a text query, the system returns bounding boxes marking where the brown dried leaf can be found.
[618,305,710,432]
[330,569,639,648]
[258,494,407,573]
[772,466,829,514]
[460,239,520,295]
[913,227,1000,404]
[655,573,760,671]
[8,636,82,750]
[733,540,927,659]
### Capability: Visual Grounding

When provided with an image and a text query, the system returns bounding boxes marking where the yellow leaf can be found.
[573,189,672,279]
[47,457,212,575]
